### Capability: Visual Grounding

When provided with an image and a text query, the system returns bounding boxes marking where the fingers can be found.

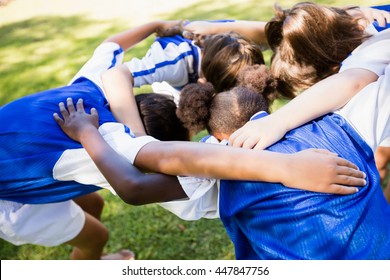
[58,101,69,119]
[76,98,85,112]
[334,156,362,173]
[90,107,98,118]
[327,184,359,195]
[66,97,76,113]
[241,137,259,149]
[53,112,63,126]
[55,98,88,122]
[307,148,338,157]
[374,10,390,27]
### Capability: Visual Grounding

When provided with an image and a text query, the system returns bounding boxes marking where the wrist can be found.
[268,113,289,135]
[78,124,100,143]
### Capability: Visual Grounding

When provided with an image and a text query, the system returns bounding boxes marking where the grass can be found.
[0,0,389,260]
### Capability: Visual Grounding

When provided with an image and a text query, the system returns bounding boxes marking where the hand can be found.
[229,115,287,150]
[360,7,390,27]
[284,149,366,195]
[349,7,390,28]
[155,20,185,37]
[53,97,99,142]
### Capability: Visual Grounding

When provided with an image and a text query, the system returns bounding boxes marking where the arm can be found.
[105,20,182,51]
[229,68,378,149]
[184,20,267,46]
[53,98,186,205]
[102,64,146,136]
[102,20,182,135]
[346,6,390,28]
[54,98,366,195]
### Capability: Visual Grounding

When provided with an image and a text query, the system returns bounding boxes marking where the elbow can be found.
[114,177,146,206]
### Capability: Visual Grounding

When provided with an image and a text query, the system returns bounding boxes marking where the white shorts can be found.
[0,199,85,247]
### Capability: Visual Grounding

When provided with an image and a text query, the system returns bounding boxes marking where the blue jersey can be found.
[0,43,139,204]
[219,113,390,260]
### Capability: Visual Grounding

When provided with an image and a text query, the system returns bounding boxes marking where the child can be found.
[156,34,390,259]
[103,26,265,129]
[106,6,390,140]
[55,44,390,259]
[0,20,363,260]
[230,3,390,150]
[265,2,390,98]
[0,20,192,260]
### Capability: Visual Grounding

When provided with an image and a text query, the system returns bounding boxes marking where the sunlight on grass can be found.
[1,0,389,260]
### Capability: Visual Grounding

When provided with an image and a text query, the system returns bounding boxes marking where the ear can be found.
[197,77,207,84]
[213,131,230,142]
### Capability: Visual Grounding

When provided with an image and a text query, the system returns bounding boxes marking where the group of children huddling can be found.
[1,2,390,260]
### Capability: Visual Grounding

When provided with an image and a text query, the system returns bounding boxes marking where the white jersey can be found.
[336,28,390,151]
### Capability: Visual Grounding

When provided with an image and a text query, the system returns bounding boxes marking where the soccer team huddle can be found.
[1,2,390,260]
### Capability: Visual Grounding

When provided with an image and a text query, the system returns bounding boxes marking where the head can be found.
[199,32,265,92]
[265,2,369,97]
[135,93,189,141]
[177,65,277,140]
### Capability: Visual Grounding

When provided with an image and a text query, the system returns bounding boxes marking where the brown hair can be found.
[177,65,277,136]
[200,32,265,92]
[135,93,189,141]
[265,2,369,97]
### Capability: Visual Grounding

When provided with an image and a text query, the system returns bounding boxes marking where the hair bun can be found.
[237,65,278,102]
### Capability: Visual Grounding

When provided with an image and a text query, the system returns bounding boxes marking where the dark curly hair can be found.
[136,93,189,141]
[177,65,277,137]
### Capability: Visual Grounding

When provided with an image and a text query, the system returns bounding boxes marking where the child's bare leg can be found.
[384,181,390,204]
[375,146,390,182]
[67,212,109,259]
[74,192,105,220]
[69,197,135,260]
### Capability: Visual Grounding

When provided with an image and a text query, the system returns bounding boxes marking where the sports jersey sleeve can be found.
[337,29,390,151]
[69,42,124,91]
[124,36,200,88]
[53,122,158,193]
[340,29,390,76]
[157,135,222,221]
[157,176,219,220]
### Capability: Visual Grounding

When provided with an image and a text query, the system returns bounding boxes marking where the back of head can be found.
[135,93,189,141]
[177,65,277,137]
[200,32,265,92]
[266,2,368,97]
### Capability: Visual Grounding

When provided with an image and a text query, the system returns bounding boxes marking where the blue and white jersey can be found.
[125,20,237,91]
[0,42,157,204]
[125,35,201,90]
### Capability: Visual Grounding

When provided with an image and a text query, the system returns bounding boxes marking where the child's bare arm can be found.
[102,21,183,135]
[104,20,182,51]
[102,65,145,136]
[184,20,267,45]
[53,98,186,205]
[54,98,366,196]
[229,68,378,149]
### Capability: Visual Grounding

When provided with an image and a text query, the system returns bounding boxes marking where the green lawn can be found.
[0,0,389,260]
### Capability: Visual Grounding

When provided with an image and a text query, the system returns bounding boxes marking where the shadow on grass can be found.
[0,16,125,105]
[165,0,274,21]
